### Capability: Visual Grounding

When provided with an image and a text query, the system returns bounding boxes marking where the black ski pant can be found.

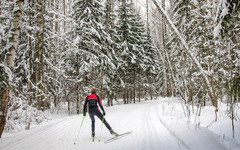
[89,107,111,133]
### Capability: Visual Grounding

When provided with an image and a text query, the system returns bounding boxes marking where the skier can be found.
[83,87,118,138]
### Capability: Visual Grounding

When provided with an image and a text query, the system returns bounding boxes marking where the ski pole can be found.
[98,116,105,142]
[74,116,85,145]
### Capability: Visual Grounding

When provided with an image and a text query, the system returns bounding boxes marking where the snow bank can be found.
[157,97,240,150]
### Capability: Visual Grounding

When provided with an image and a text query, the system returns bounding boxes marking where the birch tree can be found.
[214,0,240,138]
[151,0,218,120]
[0,0,24,138]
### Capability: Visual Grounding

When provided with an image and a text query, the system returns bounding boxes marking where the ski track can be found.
[142,102,190,150]
[1,117,77,150]
[154,106,191,150]
[0,99,230,150]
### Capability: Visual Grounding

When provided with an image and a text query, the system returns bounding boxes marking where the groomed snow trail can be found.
[0,99,230,150]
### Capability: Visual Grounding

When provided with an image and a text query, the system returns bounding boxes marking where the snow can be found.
[0,63,13,81]
[214,0,230,37]
[0,97,239,150]
[152,0,214,98]
[219,0,229,18]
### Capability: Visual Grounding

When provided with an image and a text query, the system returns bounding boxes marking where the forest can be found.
[0,0,239,139]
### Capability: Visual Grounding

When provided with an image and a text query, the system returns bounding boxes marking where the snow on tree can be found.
[0,0,24,138]
[214,0,240,37]
[214,0,240,138]
[151,0,219,120]
[115,0,157,103]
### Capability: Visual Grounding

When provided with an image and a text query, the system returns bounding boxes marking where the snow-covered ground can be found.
[0,97,240,150]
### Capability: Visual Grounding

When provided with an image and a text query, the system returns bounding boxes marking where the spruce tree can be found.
[116,0,157,102]
[66,0,116,103]
[102,0,121,103]
[71,0,115,76]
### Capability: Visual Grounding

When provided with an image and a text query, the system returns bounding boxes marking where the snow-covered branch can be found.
[151,0,216,109]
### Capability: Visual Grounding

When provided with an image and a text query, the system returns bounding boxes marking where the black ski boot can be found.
[110,129,118,136]
[92,132,95,142]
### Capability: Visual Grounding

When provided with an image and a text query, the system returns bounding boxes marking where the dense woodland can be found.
[0,0,239,138]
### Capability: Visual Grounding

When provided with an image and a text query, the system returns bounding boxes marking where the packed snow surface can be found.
[0,98,239,150]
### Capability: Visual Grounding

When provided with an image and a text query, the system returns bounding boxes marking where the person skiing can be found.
[83,87,118,138]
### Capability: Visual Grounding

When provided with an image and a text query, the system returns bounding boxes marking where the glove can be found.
[83,112,86,116]
[103,111,106,116]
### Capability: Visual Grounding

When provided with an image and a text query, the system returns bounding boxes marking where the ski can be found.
[104,131,132,144]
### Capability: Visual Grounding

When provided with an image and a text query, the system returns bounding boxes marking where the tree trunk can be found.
[162,58,167,97]
[54,95,57,107]
[161,0,167,97]
[126,86,129,104]
[76,87,80,114]
[28,1,34,105]
[62,0,67,54]
[107,94,112,106]
[68,98,71,115]
[105,0,112,38]
[123,73,126,104]
[35,0,45,110]
[149,74,152,100]
[63,0,66,33]
[110,94,113,106]
[146,0,148,28]
[0,0,24,138]
[0,0,1,15]
[41,2,45,110]
[231,96,235,139]
[130,88,132,103]
[76,55,80,114]
[189,67,194,114]
[133,69,136,103]
[138,71,141,102]
[0,90,10,138]
[100,71,104,100]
